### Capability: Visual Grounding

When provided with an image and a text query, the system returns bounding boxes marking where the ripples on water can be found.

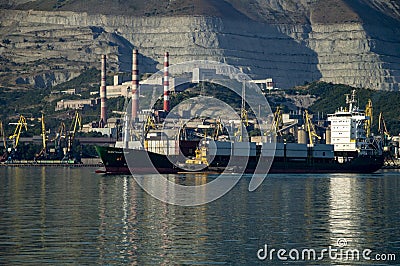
[0,167,399,265]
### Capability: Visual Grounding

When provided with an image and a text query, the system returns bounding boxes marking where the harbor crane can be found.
[8,115,27,161]
[0,120,7,161]
[35,113,48,160]
[304,110,321,146]
[378,112,391,150]
[144,114,157,137]
[273,106,284,136]
[378,112,390,138]
[63,111,82,162]
[50,122,66,156]
[9,115,27,149]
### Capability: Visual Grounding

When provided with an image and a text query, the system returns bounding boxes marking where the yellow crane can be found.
[144,114,157,136]
[35,113,48,160]
[241,80,249,127]
[273,106,284,136]
[365,99,373,137]
[304,110,321,145]
[241,108,249,127]
[212,118,224,140]
[9,115,27,149]
[66,111,82,158]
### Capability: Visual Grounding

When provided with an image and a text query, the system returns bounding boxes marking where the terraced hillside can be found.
[0,0,399,90]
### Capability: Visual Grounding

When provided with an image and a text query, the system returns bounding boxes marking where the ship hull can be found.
[95,146,384,175]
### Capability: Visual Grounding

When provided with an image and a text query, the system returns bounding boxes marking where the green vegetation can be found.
[304,81,400,134]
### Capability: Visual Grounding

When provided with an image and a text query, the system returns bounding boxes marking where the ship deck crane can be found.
[304,110,321,146]
[212,119,224,141]
[144,114,157,137]
[273,106,284,136]
[365,99,373,137]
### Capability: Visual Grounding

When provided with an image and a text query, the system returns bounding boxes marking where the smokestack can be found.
[100,54,107,128]
[132,49,139,121]
[163,52,170,112]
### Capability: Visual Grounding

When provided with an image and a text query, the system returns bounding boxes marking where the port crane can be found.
[304,110,321,145]
[35,113,48,160]
[63,111,82,162]
[273,106,284,136]
[0,120,7,161]
[144,113,157,137]
[9,115,27,148]
[49,122,66,158]
[8,115,27,161]
[378,112,391,150]
[378,112,390,138]
[377,112,396,166]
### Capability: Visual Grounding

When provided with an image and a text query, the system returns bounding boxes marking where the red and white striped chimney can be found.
[100,54,107,128]
[163,52,170,112]
[131,49,139,121]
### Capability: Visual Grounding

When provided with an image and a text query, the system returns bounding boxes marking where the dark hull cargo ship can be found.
[96,90,384,175]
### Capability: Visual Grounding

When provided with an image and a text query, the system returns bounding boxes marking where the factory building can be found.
[55,98,99,111]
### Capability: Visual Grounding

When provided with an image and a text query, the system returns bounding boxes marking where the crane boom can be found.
[8,115,27,148]
[378,112,390,137]
[0,121,7,161]
[273,106,283,135]
[35,113,48,160]
[304,110,321,146]
[0,121,6,150]
[64,111,82,162]
[365,99,373,137]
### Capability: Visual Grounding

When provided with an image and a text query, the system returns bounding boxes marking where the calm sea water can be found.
[0,167,399,265]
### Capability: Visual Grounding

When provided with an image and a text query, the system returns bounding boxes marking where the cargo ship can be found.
[95,90,384,174]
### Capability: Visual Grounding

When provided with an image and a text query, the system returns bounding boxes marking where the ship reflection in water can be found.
[0,167,399,265]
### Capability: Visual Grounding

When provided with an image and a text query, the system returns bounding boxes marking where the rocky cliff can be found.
[0,0,399,90]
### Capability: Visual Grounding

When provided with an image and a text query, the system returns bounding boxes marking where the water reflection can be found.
[0,168,399,265]
[96,174,212,265]
[329,177,361,245]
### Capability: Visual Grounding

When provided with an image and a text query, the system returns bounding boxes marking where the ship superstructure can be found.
[328,90,381,160]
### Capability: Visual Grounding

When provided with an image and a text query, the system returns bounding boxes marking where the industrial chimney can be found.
[100,54,107,128]
[132,49,139,121]
[163,52,170,112]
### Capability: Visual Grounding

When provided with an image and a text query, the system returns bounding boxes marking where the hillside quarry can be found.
[0,0,399,90]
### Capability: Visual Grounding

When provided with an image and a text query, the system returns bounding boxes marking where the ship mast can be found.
[346,89,357,112]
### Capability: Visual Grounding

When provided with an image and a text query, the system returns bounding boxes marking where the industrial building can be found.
[55,98,99,111]
[55,49,275,137]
